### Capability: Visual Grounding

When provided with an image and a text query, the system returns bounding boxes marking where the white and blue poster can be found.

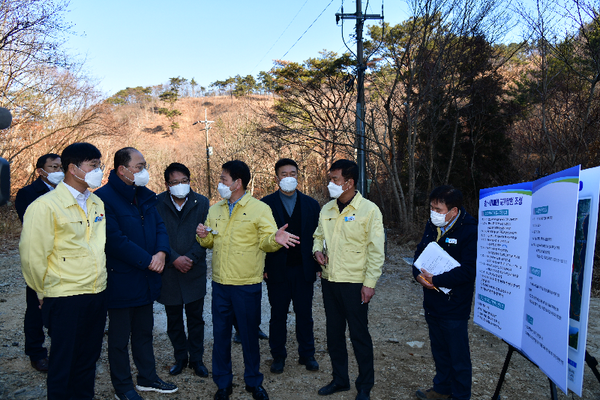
[567,166,600,396]
[521,165,580,394]
[475,182,532,348]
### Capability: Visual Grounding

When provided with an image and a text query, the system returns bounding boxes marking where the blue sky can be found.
[66,0,410,97]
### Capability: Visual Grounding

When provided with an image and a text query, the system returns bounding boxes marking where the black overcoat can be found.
[261,190,321,283]
[156,190,209,305]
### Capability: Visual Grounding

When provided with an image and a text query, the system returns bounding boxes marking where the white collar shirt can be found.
[62,182,91,216]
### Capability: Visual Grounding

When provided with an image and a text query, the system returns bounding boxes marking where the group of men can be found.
[16,142,478,400]
[16,143,390,400]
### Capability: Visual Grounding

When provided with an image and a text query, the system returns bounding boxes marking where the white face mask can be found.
[430,210,449,227]
[169,183,190,199]
[124,167,150,187]
[279,177,298,193]
[327,181,345,199]
[45,171,65,185]
[75,166,103,189]
[217,182,233,200]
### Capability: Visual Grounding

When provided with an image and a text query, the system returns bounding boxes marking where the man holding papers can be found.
[412,186,477,400]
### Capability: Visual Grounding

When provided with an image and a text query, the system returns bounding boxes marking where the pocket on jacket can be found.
[54,251,94,286]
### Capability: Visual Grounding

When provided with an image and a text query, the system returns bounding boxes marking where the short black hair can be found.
[430,185,463,211]
[222,160,251,190]
[274,158,298,175]
[61,143,101,171]
[330,159,358,184]
[114,147,137,169]
[36,153,60,169]
[164,162,191,182]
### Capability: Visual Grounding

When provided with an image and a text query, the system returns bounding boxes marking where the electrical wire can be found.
[341,0,357,58]
[250,0,310,73]
[280,0,336,59]
[340,0,386,70]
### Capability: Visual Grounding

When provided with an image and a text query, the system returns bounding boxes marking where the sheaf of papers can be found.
[413,242,460,294]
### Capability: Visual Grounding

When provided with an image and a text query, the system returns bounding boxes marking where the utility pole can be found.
[192,109,214,199]
[336,0,382,196]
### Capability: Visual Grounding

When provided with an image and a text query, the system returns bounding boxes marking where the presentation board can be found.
[521,165,580,393]
[475,165,600,395]
[567,166,600,395]
[476,182,532,348]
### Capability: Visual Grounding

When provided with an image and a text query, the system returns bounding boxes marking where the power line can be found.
[281,0,336,60]
[250,0,310,74]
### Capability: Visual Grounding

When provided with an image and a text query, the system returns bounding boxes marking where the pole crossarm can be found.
[335,13,382,20]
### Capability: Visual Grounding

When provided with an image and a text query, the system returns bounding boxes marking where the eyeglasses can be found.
[82,162,105,171]
[128,163,148,173]
[168,178,190,186]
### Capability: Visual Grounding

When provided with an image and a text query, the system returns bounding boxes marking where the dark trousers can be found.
[165,297,205,363]
[266,265,315,359]
[426,314,472,400]
[42,291,107,400]
[321,279,374,392]
[108,304,159,393]
[25,285,47,361]
[212,281,262,389]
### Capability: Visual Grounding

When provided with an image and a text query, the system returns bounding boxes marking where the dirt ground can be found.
[1,237,600,400]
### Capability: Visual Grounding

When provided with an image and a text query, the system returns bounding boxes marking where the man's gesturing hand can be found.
[275,223,300,249]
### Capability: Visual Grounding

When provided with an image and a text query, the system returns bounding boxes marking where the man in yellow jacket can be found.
[196,160,299,400]
[19,142,108,400]
[313,159,385,400]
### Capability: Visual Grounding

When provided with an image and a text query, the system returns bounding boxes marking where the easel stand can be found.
[491,344,557,400]
[492,343,600,399]
[585,350,600,384]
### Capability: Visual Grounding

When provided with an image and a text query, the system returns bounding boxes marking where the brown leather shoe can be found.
[416,388,450,399]
[31,357,49,372]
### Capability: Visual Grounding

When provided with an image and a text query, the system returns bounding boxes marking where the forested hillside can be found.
[1,0,599,234]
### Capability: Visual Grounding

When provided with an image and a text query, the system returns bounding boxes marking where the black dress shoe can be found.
[31,357,49,372]
[190,360,209,377]
[245,385,269,400]
[214,385,232,400]
[258,328,269,340]
[318,381,351,396]
[298,355,319,371]
[270,357,285,374]
[169,359,188,375]
[355,389,370,400]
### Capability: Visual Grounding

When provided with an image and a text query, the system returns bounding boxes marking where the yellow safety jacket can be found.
[312,192,385,288]
[19,182,107,299]
[197,193,282,285]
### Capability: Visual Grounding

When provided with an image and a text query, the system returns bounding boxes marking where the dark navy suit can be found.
[15,177,51,363]
[96,170,170,394]
[261,190,320,360]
